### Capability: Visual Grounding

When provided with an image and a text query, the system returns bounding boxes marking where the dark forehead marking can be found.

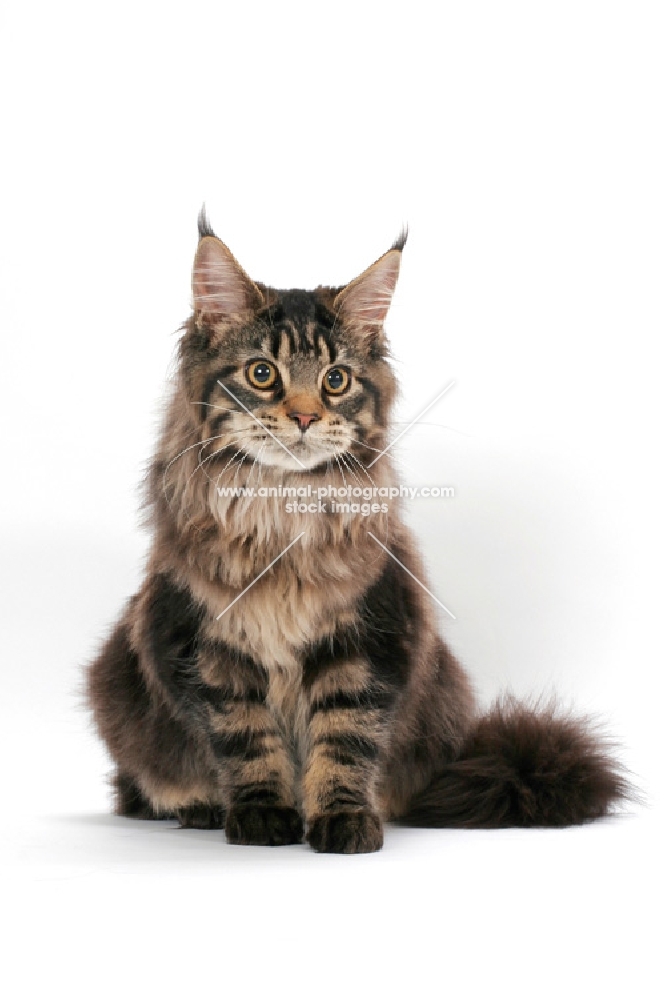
[312,300,339,361]
[258,290,340,361]
[298,325,313,354]
[264,323,295,358]
[255,292,337,329]
[277,289,317,323]
[269,326,281,358]
[263,302,284,325]
[313,300,337,330]
[315,327,337,363]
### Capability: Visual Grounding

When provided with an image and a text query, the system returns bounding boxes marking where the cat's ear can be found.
[192,235,264,321]
[333,231,406,342]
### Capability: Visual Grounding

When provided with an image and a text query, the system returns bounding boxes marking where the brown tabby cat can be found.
[87,212,628,852]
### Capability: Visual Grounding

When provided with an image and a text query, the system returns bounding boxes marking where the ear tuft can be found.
[390,226,408,253]
[192,235,264,320]
[197,205,217,240]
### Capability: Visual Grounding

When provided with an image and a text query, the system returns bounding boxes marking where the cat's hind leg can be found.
[176,804,226,829]
[113,770,171,820]
[113,771,225,827]
[89,612,225,826]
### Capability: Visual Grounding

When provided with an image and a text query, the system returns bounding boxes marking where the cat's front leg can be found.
[302,659,396,854]
[201,647,303,847]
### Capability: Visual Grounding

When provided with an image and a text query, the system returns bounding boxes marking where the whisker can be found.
[215,447,247,488]
[346,450,378,489]
[192,436,252,487]
[217,379,307,469]
[191,426,263,489]
[184,445,217,492]
[162,434,230,509]
[339,453,363,486]
[334,454,347,489]
[248,441,268,485]
[349,436,384,453]
[233,452,248,484]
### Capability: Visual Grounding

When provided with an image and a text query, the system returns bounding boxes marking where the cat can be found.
[86,211,629,853]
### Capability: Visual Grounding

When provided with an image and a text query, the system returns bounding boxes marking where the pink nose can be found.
[289,412,320,432]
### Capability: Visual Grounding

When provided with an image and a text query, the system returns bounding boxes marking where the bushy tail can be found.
[402,698,632,828]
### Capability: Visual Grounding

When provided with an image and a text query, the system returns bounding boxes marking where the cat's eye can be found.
[324,367,350,395]
[246,359,278,389]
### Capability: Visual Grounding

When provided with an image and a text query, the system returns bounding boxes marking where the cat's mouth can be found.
[243,434,348,471]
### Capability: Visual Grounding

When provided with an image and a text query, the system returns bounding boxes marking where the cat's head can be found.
[179,211,405,473]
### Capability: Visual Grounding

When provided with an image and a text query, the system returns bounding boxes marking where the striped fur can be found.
[87,217,630,853]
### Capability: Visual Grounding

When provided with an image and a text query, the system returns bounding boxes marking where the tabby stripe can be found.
[320,751,358,768]
[320,328,337,362]
[310,688,393,715]
[299,327,312,354]
[301,634,358,687]
[200,365,238,419]
[356,376,381,420]
[198,640,270,692]
[317,329,338,364]
[313,302,337,333]
[233,782,283,807]
[210,728,273,760]
[285,325,297,356]
[324,786,368,810]
[200,686,265,710]
[269,328,282,358]
[205,445,247,467]
[315,733,380,761]
[334,393,365,418]
[209,411,232,436]
[261,302,284,325]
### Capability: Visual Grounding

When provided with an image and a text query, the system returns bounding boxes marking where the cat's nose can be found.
[288,412,321,432]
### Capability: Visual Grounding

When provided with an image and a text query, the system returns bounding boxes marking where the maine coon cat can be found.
[87,212,628,853]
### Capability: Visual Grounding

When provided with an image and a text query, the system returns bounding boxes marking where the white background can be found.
[1,1,664,997]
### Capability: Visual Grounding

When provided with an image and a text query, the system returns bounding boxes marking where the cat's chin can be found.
[245,441,344,473]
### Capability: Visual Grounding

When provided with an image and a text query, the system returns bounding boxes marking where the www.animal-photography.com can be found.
[1,2,663,998]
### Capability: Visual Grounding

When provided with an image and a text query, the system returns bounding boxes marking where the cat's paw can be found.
[177,804,225,829]
[306,810,383,854]
[225,805,304,846]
